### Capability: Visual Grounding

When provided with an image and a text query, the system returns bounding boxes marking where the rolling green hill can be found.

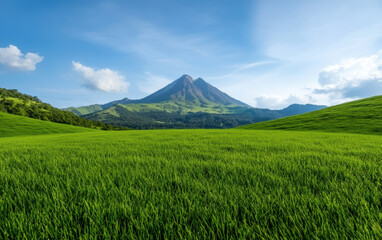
[0,112,94,137]
[239,95,382,134]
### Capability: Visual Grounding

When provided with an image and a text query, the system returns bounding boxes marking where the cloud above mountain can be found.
[315,52,382,99]
[0,45,43,71]
[72,61,129,93]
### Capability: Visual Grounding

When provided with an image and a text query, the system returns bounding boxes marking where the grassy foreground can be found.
[0,112,94,137]
[239,95,382,135]
[0,129,382,239]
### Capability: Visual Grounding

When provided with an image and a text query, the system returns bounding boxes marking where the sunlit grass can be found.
[1,129,381,239]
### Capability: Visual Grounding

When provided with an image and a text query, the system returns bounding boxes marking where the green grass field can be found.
[240,95,382,135]
[1,129,382,239]
[0,112,94,137]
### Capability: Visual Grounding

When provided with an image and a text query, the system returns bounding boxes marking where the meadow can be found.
[1,129,382,239]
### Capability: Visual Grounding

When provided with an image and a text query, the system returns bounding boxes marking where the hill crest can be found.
[239,95,382,135]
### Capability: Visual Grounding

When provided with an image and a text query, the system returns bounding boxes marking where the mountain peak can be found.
[194,77,207,84]
[136,74,249,107]
[178,74,194,82]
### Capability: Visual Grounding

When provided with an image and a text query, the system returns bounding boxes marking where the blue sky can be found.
[1,0,382,109]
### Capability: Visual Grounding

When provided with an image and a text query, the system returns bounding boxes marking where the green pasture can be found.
[0,129,381,239]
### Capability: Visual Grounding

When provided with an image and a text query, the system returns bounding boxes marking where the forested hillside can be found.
[0,88,126,130]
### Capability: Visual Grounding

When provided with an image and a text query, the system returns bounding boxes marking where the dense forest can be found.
[0,88,126,130]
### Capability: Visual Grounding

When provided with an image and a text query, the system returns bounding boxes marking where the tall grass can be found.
[0,129,381,239]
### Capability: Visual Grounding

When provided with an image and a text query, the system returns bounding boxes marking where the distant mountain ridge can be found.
[63,74,326,129]
[277,104,326,116]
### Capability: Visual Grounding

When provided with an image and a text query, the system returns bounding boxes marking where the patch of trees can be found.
[0,88,127,130]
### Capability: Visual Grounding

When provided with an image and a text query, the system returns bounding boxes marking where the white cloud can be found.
[255,51,382,109]
[72,61,129,93]
[138,72,171,94]
[315,52,382,99]
[0,45,43,71]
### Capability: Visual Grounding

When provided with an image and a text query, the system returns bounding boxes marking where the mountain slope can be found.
[193,78,249,107]
[239,95,382,135]
[0,112,94,137]
[138,74,202,103]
